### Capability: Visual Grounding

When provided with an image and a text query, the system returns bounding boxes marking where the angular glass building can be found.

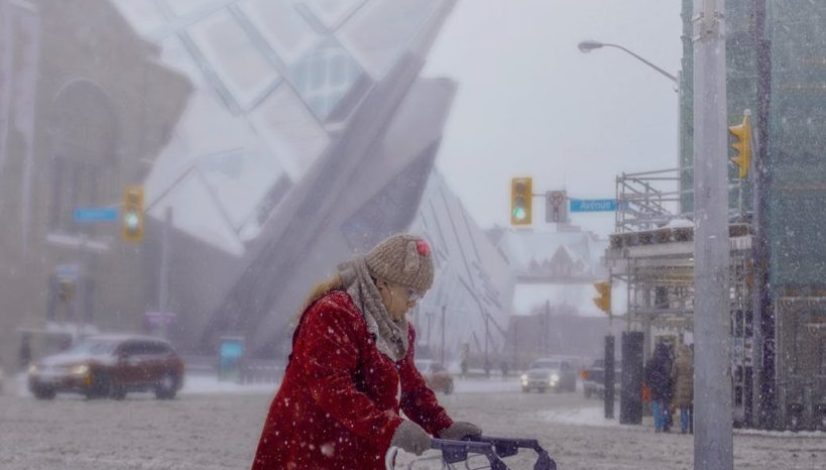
[110,0,515,363]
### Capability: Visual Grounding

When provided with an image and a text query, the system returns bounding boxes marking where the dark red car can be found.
[27,334,184,400]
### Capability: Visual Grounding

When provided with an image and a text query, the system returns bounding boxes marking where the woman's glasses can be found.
[406,288,423,302]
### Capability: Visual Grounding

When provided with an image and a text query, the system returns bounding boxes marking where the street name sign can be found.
[74,207,118,223]
[570,199,619,212]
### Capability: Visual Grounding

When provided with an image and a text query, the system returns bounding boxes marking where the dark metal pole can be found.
[605,335,615,419]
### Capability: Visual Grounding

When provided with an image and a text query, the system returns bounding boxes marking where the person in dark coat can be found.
[645,342,673,432]
[19,333,32,371]
[252,234,481,470]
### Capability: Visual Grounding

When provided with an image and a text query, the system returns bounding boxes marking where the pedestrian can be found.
[251,234,481,470]
[671,344,694,434]
[19,333,32,371]
[460,343,469,379]
[644,342,673,432]
[663,343,675,432]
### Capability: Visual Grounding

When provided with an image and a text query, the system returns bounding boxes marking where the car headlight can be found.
[549,374,559,384]
[70,364,90,376]
[28,364,38,375]
[521,374,528,382]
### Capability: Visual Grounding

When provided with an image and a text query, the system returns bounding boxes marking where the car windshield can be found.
[66,339,118,356]
[531,361,561,370]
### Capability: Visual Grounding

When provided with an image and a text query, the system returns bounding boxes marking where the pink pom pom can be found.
[416,240,430,256]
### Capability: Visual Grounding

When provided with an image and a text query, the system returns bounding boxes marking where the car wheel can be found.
[155,373,178,400]
[110,383,127,400]
[522,387,530,393]
[86,373,111,399]
[33,386,56,400]
[584,388,592,399]
[444,381,454,395]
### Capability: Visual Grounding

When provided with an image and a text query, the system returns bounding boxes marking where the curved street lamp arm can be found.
[602,43,678,84]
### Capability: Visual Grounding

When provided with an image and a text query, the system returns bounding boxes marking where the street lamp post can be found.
[579,38,681,427]
[578,40,678,85]
[578,39,684,209]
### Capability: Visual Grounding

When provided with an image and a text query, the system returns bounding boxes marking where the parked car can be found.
[414,359,454,394]
[27,334,184,400]
[581,358,621,399]
[520,358,577,393]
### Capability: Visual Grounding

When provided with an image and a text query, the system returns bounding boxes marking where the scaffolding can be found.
[614,168,683,233]
[606,168,757,426]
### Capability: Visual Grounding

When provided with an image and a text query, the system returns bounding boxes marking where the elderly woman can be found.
[252,233,481,470]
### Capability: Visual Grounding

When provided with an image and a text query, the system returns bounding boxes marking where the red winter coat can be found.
[251,290,453,470]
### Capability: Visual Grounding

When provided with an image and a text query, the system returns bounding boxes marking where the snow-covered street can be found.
[1,375,824,469]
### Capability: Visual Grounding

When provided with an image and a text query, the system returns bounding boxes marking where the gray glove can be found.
[390,420,432,456]
[438,421,482,440]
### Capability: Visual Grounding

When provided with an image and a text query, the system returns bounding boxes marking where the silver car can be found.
[521,358,577,393]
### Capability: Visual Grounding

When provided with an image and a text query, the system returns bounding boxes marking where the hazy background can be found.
[425,0,683,235]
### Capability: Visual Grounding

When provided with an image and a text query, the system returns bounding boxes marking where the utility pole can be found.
[483,313,490,377]
[512,320,518,368]
[440,305,446,365]
[692,0,733,468]
[545,300,551,355]
[159,207,173,338]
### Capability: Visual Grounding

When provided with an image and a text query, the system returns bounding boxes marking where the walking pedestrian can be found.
[671,344,694,434]
[251,233,481,470]
[644,342,673,432]
[19,333,32,371]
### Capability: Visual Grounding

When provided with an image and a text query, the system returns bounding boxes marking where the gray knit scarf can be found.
[338,256,409,362]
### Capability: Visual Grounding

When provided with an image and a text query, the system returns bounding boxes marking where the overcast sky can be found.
[423,0,684,237]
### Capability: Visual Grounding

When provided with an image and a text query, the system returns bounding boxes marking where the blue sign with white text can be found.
[569,199,618,212]
[74,207,118,223]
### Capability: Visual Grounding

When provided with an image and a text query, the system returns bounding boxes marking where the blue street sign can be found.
[570,199,619,212]
[74,207,118,223]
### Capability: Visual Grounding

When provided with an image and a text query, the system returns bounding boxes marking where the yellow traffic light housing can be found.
[728,114,752,179]
[593,281,611,315]
[122,185,145,243]
[510,177,533,225]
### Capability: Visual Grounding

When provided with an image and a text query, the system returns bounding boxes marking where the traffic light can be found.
[122,186,144,243]
[510,177,533,225]
[593,281,611,315]
[728,113,752,179]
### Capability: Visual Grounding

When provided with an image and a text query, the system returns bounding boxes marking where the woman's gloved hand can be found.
[438,421,482,440]
[390,420,432,455]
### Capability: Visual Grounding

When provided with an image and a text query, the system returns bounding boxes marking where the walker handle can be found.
[430,438,509,470]
[464,436,557,470]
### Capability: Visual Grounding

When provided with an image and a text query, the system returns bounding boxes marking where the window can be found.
[240,0,320,65]
[188,10,280,110]
[287,39,363,121]
[48,81,117,237]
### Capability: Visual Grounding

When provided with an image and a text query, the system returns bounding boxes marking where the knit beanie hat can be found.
[365,233,434,293]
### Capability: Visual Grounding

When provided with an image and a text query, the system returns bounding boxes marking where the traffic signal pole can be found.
[692,1,733,468]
